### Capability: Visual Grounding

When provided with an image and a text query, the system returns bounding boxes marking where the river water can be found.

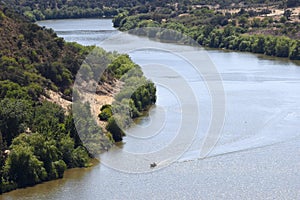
[1,19,300,199]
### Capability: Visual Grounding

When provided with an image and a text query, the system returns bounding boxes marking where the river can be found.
[1,19,299,199]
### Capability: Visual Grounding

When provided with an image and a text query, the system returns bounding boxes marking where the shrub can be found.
[106,117,125,142]
[99,108,112,121]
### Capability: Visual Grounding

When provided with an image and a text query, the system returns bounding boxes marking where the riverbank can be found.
[113,3,300,60]
[205,46,300,66]
[3,0,299,60]
[1,18,300,199]
[0,5,156,193]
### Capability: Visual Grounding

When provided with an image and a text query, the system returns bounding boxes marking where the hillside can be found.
[0,9,87,98]
[2,0,296,21]
[1,0,141,20]
[0,4,156,193]
[113,1,300,60]
[0,4,93,193]
[7,0,297,59]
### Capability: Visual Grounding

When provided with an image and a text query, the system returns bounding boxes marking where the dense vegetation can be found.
[0,101,90,191]
[1,0,298,194]
[1,0,140,20]
[0,4,156,193]
[98,55,156,142]
[73,51,157,144]
[2,0,299,59]
[0,4,93,193]
[113,2,300,60]
[3,0,298,21]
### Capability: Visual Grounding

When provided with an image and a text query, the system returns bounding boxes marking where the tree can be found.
[283,9,292,20]
[239,16,249,28]
[289,40,300,60]
[64,113,82,147]
[106,117,124,142]
[26,133,60,178]
[99,105,112,121]
[265,37,277,56]
[252,36,265,54]
[71,146,89,167]
[79,63,93,81]
[58,135,75,167]
[251,18,261,28]
[52,160,67,178]
[113,11,128,27]
[31,101,65,134]
[239,40,252,52]
[0,131,5,187]
[4,145,47,187]
[0,98,32,146]
[280,16,287,23]
[275,37,290,57]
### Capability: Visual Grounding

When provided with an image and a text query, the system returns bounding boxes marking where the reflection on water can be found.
[1,19,299,199]
[38,19,117,45]
[1,160,99,200]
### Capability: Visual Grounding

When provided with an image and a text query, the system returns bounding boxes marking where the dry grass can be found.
[43,79,122,129]
[42,90,72,111]
[218,6,300,22]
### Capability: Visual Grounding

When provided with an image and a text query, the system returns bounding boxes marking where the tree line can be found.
[0,4,157,193]
[2,0,139,21]
[3,0,299,22]
[0,100,90,192]
[0,4,92,193]
[113,5,300,60]
[98,55,157,142]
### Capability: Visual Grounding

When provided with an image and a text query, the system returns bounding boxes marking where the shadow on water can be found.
[2,18,299,199]
[207,47,300,66]
[0,159,99,199]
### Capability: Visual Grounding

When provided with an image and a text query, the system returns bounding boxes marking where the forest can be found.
[4,0,298,59]
[99,55,156,142]
[2,0,299,21]
[0,3,156,193]
[0,4,91,192]
[0,0,299,195]
[1,0,139,20]
[113,1,300,60]
[4,0,300,60]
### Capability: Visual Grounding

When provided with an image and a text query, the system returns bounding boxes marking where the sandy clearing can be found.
[42,90,72,111]
[44,79,121,130]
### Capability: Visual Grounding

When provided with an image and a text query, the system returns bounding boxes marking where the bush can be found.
[106,117,125,142]
[4,145,47,187]
[71,147,89,167]
[99,107,112,121]
[52,160,67,178]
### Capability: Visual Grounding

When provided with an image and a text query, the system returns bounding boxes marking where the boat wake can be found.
[177,109,300,163]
